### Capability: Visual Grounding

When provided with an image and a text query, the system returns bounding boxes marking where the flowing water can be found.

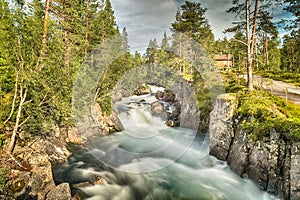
[54,92,279,200]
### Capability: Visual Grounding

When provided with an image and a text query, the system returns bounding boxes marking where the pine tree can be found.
[121,27,130,52]
[171,1,214,50]
[226,0,281,92]
[161,31,170,50]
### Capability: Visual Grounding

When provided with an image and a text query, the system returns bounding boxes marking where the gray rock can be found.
[209,93,300,199]
[290,143,300,200]
[209,93,237,161]
[46,183,71,200]
[226,127,249,176]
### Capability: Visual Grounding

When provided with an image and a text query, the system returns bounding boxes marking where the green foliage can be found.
[221,70,247,93]
[256,71,300,86]
[171,1,214,51]
[96,53,138,114]
[235,89,300,141]
[0,0,121,146]
[0,167,9,190]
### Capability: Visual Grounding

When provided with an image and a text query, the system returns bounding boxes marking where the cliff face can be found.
[209,94,300,200]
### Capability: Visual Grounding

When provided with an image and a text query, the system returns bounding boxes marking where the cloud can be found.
[111,0,178,52]
[111,0,288,52]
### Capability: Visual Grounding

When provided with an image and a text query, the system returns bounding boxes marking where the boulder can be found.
[133,84,152,96]
[46,183,71,200]
[67,128,83,145]
[155,91,164,100]
[151,102,164,114]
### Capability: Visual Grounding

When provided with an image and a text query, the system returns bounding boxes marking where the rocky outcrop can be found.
[209,93,300,200]
[209,93,236,160]
[2,127,83,200]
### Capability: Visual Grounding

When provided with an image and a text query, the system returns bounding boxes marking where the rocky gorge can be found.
[209,93,300,200]
[3,85,297,200]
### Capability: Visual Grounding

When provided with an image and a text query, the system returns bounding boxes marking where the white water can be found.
[54,93,280,200]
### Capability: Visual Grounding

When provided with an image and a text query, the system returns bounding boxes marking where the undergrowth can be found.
[222,70,300,141]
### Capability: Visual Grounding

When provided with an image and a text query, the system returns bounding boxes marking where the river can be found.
[53,90,279,200]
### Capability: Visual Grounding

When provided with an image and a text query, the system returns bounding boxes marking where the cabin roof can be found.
[215,54,233,61]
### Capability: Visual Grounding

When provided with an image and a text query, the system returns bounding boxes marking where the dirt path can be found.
[242,75,300,106]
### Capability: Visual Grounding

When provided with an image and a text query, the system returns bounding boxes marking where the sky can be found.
[110,0,291,53]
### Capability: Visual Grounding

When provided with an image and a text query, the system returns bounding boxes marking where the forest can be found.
[0,0,300,196]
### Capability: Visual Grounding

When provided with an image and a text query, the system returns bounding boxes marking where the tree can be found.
[281,0,300,72]
[161,31,170,50]
[171,1,214,51]
[284,0,300,29]
[1,0,121,152]
[226,0,281,92]
[121,27,130,52]
[229,31,247,72]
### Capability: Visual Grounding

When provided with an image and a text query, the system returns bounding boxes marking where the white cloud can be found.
[111,0,178,53]
[111,0,287,52]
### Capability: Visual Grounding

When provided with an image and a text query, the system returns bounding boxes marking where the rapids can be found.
[54,92,279,200]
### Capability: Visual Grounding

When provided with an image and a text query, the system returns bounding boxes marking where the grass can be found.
[235,90,300,140]
[256,70,300,87]
[220,70,300,141]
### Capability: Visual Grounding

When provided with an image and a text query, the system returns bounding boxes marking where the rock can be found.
[46,183,71,200]
[209,93,237,161]
[155,90,176,104]
[67,128,83,145]
[167,120,175,127]
[290,143,300,200]
[151,101,167,121]
[226,127,249,176]
[133,84,152,96]
[111,92,123,102]
[209,93,300,199]
[155,91,164,100]
[151,102,164,114]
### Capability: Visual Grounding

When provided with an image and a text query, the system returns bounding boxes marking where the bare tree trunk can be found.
[246,0,253,92]
[6,87,27,153]
[37,0,51,71]
[4,74,18,124]
[246,0,259,92]
[265,33,269,70]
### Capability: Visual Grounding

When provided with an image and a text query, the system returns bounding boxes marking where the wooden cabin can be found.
[214,53,233,70]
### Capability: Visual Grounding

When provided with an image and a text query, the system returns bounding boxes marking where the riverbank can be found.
[209,93,300,200]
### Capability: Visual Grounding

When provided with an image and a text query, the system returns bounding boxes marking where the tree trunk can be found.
[265,33,269,70]
[37,0,51,71]
[246,0,259,92]
[245,0,253,92]
[7,87,27,153]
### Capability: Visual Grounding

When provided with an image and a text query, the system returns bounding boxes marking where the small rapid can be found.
[53,90,279,200]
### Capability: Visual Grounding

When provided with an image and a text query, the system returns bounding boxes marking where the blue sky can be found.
[110,0,292,53]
